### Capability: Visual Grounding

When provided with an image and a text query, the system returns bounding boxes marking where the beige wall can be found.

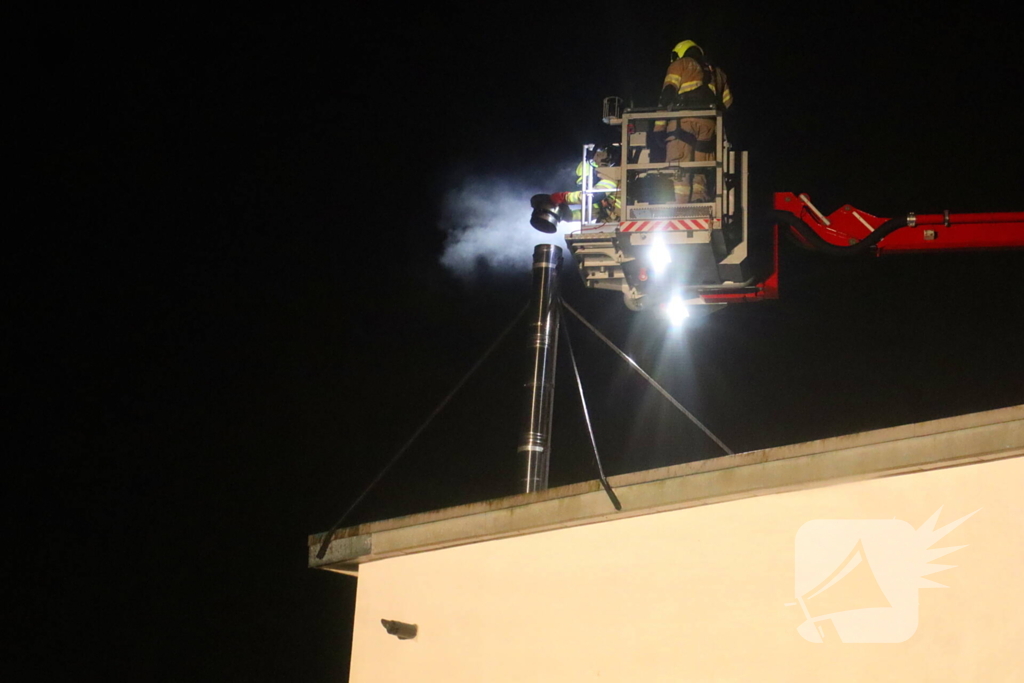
[349,456,1023,682]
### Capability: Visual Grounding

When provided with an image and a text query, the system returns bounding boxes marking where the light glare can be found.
[666,296,689,326]
[651,235,671,274]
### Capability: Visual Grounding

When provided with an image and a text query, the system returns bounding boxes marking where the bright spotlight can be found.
[650,234,671,274]
[666,295,689,326]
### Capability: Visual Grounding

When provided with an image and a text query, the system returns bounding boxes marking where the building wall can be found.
[348,456,1023,682]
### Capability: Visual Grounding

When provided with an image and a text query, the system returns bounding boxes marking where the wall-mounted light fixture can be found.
[381,619,418,640]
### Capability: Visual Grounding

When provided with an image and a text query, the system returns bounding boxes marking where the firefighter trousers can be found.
[665,117,715,203]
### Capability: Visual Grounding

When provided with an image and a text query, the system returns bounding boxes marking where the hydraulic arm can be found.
[772,192,1024,256]
[704,192,1024,307]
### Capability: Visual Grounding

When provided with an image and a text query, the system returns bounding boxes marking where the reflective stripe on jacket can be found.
[663,57,705,95]
[565,178,620,211]
[662,57,733,110]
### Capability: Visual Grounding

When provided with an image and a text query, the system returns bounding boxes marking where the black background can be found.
[13,2,1024,680]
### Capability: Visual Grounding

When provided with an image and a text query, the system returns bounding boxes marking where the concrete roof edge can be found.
[309,403,1024,570]
[606,403,1024,488]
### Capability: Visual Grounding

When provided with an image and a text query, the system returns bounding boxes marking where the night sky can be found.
[15,3,1024,680]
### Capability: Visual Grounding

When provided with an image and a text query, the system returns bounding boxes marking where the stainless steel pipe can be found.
[517,244,563,493]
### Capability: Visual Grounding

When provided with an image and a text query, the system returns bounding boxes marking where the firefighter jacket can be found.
[660,56,733,110]
[564,177,621,221]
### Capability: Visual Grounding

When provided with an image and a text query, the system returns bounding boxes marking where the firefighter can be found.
[549,146,621,223]
[654,40,733,204]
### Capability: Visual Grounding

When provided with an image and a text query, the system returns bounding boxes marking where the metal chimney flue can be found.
[517,244,563,493]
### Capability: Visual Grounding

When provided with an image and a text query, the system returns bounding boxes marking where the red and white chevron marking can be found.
[619,219,710,232]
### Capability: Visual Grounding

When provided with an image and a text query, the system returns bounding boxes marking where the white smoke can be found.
[439,175,577,278]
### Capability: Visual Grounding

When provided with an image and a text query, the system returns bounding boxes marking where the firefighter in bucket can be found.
[530,145,621,233]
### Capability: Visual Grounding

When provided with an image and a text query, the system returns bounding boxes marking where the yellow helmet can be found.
[671,40,702,61]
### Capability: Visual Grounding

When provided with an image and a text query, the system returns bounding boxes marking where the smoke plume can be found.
[439,174,576,279]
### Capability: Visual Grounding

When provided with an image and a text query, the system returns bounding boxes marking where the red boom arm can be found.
[774,192,1024,253]
[700,193,1024,306]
